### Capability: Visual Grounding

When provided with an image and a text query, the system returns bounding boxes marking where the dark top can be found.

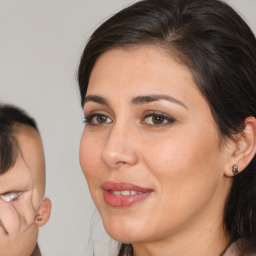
[31,244,42,256]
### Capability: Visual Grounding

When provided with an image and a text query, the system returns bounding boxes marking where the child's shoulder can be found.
[31,244,42,256]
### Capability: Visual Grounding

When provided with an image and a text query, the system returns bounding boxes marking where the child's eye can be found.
[142,112,176,126]
[84,113,112,126]
[0,192,22,202]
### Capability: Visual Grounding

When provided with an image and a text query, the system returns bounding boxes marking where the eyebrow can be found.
[83,94,188,109]
[83,95,109,106]
[131,94,188,109]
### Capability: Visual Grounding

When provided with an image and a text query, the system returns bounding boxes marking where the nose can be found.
[101,123,138,169]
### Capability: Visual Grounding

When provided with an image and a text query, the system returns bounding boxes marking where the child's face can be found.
[0,125,45,256]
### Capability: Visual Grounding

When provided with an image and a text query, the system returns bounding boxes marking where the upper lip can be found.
[102,181,153,192]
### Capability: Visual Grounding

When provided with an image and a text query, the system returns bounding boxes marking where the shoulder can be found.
[223,241,256,256]
[30,244,42,256]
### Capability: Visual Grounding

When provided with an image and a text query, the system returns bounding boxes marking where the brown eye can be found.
[84,113,112,126]
[142,112,176,126]
[96,115,108,124]
[151,115,165,124]
[144,115,168,125]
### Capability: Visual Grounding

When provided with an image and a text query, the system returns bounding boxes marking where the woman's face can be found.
[80,46,233,244]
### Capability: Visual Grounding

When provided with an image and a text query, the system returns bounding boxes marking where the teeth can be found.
[111,190,141,196]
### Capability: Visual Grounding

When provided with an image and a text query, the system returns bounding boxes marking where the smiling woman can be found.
[77,0,256,255]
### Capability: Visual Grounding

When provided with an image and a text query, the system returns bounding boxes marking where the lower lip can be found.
[103,190,152,208]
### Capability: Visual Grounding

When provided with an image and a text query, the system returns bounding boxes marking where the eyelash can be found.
[84,111,176,127]
[0,192,23,202]
[142,111,176,127]
[83,113,112,126]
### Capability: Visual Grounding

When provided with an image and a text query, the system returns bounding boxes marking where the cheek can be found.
[80,131,107,212]
[0,205,20,235]
[145,123,219,170]
[141,127,222,196]
[79,131,103,184]
[1,191,38,237]
[138,130,225,233]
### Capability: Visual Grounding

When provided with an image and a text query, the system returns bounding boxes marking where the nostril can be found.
[116,161,131,167]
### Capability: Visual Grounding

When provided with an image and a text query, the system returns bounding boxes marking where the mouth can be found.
[110,190,144,196]
[102,181,153,208]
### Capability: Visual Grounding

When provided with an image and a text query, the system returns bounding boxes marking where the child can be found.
[0,104,51,256]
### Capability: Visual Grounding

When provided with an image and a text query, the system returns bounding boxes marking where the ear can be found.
[224,116,256,177]
[35,198,52,227]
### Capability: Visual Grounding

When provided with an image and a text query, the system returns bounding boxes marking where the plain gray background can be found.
[0,1,255,255]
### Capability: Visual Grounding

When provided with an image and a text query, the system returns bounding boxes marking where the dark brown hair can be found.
[0,104,38,174]
[78,0,256,255]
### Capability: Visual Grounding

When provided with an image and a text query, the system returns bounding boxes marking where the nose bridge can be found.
[101,119,138,168]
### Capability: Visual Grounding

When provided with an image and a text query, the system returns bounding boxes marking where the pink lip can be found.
[102,181,153,208]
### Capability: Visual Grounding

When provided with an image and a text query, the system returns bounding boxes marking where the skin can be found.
[0,125,46,256]
[79,46,237,256]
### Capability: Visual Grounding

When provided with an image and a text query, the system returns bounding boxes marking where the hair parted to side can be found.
[0,104,38,175]
[78,0,256,255]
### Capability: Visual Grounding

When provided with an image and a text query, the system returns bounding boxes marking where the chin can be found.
[107,231,141,244]
[102,215,149,244]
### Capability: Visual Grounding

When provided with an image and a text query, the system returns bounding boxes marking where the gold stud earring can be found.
[35,214,42,222]
[232,164,239,175]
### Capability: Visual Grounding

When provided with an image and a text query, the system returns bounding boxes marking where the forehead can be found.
[0,125,46,194]
[0,150,32,192]
[87,46,199,104]
[15,125,45,184]
[14,125,44,169]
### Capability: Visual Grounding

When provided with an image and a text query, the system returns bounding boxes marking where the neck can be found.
[132,224,229,256]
